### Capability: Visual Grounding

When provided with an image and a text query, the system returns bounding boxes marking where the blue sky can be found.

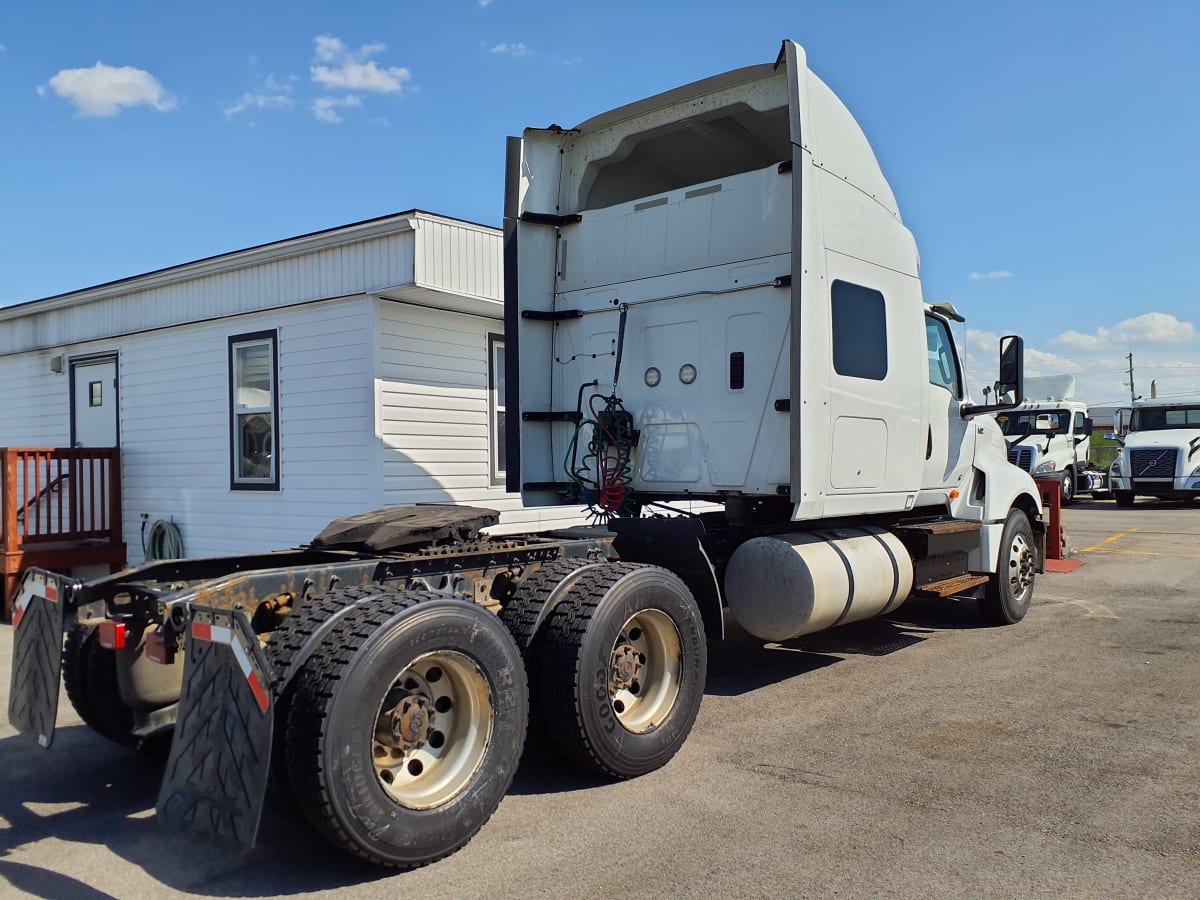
[2,0,1198,405]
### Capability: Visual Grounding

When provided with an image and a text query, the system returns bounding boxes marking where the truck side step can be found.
[914,573,990,598]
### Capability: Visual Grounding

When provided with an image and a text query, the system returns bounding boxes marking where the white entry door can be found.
[72,358,119,447]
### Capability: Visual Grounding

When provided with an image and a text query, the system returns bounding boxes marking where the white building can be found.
[0,210,585,577]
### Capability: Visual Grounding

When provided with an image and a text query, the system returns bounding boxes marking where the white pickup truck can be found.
[1109,401,1200,506]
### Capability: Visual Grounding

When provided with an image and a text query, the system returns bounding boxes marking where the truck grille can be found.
[1008,446,1036,472]
[1128,448,1177,478]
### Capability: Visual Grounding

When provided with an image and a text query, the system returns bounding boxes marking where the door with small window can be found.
[72,357,119,448]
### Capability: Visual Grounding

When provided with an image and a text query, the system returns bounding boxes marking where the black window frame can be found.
[831,280,889,381]
[228,329,281,491]
[488,332,506,484]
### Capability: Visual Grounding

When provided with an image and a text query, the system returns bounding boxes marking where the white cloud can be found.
[968,270,1012,281]
[1052,312,1197,350]
[313,94,362,124]
[490,42,528,57]
[224,73,294,119]
[41,62,176,117]
[225,91,293,120]
[0,43,7,52]
[310,34,410,93]
[479,0,494,6]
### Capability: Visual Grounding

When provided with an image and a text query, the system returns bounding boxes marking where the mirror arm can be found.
[962,398,1022,419]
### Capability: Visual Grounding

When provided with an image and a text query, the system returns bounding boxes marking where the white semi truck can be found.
[1109,400,1200,506]
[995,375,1104,503]
[8,41,1044,868]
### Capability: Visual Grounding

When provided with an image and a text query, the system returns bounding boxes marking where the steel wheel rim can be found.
[1007,531,1036,602]
[372,651,493,810]
[608,609,682,734]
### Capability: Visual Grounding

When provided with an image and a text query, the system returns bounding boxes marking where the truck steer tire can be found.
[1061,468,1075,505]
[979,509,1037,626]
[1114,491,1135,508]
[284,594,528,868]
[538,564,707,779]
[62,624,138,748]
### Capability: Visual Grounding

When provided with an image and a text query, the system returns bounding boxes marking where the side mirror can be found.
[998,335,1023,404]
[964,335,1024,418]
[1083,417,1094,437]
[1034,414,1057,432]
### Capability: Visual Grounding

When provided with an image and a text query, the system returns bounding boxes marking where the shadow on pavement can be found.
[0,590,1002,895]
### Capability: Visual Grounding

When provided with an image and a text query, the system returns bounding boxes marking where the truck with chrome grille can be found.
[1109,401,1200,506]
[995,376,1106,503]
[7,40,1045,869]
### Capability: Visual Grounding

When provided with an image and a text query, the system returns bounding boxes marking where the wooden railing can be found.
[1,448,123,550]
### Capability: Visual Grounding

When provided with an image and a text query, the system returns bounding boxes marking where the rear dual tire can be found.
[284,593,528,868]
[537,564,707,779]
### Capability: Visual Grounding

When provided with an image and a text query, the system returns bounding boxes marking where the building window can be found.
[488,334,506,482]
[229,330,280,490]
[831,280,888,381]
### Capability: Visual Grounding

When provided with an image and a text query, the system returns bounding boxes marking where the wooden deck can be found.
[2,448,127,618]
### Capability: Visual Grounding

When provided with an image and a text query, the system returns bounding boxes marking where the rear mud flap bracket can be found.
[156,606,275,851]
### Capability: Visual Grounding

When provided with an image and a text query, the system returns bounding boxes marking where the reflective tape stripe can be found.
[192,618,270,713]
[190,622,233,644]
[246,671,270,713]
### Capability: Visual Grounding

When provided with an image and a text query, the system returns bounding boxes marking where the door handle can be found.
[926,426,933,460]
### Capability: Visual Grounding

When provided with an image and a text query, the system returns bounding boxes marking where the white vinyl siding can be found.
[117,298,374,562]
[375,300,587,533]
[0,353,73,448]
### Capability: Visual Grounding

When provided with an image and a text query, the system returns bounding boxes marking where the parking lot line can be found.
[1080,527,1140,554]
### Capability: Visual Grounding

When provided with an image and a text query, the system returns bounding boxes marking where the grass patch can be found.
[1090,432,1119,469]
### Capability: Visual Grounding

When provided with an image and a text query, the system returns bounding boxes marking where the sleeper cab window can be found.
[488,334,506,482]
[831,280,888,381]
[924,315,963,397]
[229,330,279,490]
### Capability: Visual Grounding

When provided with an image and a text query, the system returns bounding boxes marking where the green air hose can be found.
[143,519,185,561]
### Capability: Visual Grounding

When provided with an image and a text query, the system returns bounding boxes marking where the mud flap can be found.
[156,606,274,851]
[7,570,69,748]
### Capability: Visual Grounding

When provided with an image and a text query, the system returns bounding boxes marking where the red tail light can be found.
[97,621,126,650]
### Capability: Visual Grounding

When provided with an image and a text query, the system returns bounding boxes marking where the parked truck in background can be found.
[7,40,1044,869]
[1109,400,1200,506]
[995,375,1107,503]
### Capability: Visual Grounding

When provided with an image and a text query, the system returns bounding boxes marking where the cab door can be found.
[920,315,975,497]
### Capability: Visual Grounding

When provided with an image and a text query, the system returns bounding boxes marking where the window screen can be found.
[831,281,888,381]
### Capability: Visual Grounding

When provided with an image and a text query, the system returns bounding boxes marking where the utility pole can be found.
[1127,352,1135,403]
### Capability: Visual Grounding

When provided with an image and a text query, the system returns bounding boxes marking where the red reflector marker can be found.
[145,629,176,665]
[97,621,126,650]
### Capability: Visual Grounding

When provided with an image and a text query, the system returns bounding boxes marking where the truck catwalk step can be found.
[914,573,990,598]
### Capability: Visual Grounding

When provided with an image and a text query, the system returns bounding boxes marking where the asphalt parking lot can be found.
[1,500,1198,899]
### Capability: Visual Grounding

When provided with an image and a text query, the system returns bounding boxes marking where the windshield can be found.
[996,411,1069,437]
[1131,406,1200,431]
